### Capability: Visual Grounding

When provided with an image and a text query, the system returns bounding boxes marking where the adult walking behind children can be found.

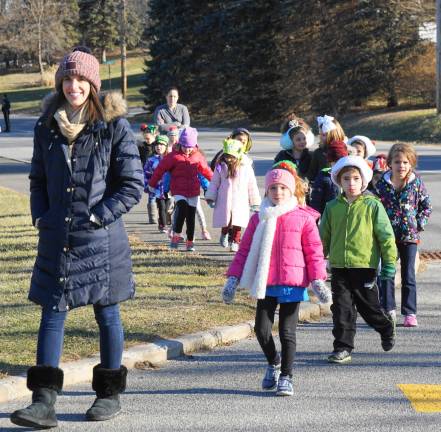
[223,163,329,396]
[206,138,261,252]
[374,143,432,327]
[320,156,397,365]
[10,47,144,429]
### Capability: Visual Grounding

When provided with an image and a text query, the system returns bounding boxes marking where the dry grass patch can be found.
[0,187,255,378]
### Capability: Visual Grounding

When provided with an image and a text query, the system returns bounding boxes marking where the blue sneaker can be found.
[261,364,281,390]
[276,375,293,396]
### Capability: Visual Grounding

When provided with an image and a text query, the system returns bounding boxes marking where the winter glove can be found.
[380,263,396,280]
[311,279,332,304]
[222,276,239,304]
[250,205,260,213]
[147,185,156,194]
[206,199,216,208]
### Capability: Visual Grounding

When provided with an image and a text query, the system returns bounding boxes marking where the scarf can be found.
[239,196,298,299]
[54,104,88,143]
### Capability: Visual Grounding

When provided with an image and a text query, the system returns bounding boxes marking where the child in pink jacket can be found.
[205,138,261,252]
[222,162,329,397]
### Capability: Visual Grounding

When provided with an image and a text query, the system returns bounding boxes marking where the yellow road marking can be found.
[398,384,441,413]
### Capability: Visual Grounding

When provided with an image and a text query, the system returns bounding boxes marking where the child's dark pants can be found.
[254,297,300,377]
[331,268,394,352]
[174,199,197,241]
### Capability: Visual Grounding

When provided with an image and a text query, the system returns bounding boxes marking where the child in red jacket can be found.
[222,162,329,397]
[149,127,212,251]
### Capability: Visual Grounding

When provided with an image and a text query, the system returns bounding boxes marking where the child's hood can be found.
[383,170,416,185]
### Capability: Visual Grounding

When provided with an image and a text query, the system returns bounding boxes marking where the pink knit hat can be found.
[265,169,296,195]
[179,127,198,148]
[55,48,101,91]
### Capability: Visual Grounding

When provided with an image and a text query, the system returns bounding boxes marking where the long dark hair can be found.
[219,153,241,178]
[44,82,105,128]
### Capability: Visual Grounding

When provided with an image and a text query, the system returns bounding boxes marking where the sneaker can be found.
[170,234,183,249]
[219,234,229,248]
[381,333,395,352]
[158,225,167,233]
[276,375,293,396]
[186,240,195,252]
[201,229,211,240]
[167,228,174,239]
[261,364,281,391]
[230,241,239,252]
[327,350,352,364]
[403,314,418,327]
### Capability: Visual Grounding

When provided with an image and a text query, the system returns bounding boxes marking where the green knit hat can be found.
[155,135,169,146]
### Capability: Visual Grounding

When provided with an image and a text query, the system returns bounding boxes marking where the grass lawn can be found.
[0,187,255,378]
[0,52,147,113]
[342,108,441,144]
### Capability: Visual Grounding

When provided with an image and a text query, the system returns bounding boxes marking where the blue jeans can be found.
[37,303,124,369]
[380,243,417,315]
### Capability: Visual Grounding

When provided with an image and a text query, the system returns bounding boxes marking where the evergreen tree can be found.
[79,0,119,61]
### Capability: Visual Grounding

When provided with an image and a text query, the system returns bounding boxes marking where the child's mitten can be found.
[147,185,156,194]
[206,199,216,208]
[311,279,332,304]
[222,276,239,304]
[250,205,260,213]
[380,263,396,280]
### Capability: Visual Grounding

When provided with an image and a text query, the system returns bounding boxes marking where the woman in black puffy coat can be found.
[11,47,144,429]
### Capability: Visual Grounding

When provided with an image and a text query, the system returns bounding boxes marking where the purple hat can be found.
[55,48,101,92]
[179,127,198,148]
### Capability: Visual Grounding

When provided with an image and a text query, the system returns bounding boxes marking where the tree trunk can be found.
[37,25,44,79]
[386,81,399,107]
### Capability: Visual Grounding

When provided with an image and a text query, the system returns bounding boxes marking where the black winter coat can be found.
[309,168,339,215]
[273,148,312,179]
[29,92,144,311]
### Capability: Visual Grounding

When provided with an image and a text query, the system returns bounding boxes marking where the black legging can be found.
[173,199,197,241]
[156,198,171,228]
[254,297,300,377]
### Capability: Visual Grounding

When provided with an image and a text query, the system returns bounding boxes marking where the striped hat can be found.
[55,48,101,92]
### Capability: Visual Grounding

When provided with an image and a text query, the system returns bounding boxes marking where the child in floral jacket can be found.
[375,143,432,328]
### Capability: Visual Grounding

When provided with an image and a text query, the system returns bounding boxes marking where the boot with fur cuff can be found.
[86,364,127,421]
[10,365,63,429]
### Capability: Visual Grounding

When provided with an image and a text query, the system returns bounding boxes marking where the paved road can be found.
[1,116,440,253]
[1,262,440,431]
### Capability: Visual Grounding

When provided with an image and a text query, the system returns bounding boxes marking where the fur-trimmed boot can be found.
[85,364,127,421]
[10,365,63,429]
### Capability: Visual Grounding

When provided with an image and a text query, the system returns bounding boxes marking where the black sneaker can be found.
[381,315,396,352]
[327,350,352,364]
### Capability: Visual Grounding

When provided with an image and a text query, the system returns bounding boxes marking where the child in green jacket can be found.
[319,156,397,364]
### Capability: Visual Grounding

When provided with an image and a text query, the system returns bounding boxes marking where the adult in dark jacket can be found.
[10,47,143,429]
[1,93,11,132]
[310,140,348,214]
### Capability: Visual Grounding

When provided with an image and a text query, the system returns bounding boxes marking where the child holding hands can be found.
[222,163,329,396]
[320,156,397,364]
[206,138,260,252]
[374,143,432,327]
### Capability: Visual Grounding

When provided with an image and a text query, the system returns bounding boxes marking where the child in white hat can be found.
[320,155,397,364]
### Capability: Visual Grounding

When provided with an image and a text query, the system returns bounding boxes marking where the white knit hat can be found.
[331,155,373,191]
[347,135,376,158]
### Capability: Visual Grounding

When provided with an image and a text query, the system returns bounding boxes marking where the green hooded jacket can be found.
[319,193,397,269]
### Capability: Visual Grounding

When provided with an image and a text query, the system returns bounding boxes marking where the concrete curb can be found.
[0,301,326,404]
